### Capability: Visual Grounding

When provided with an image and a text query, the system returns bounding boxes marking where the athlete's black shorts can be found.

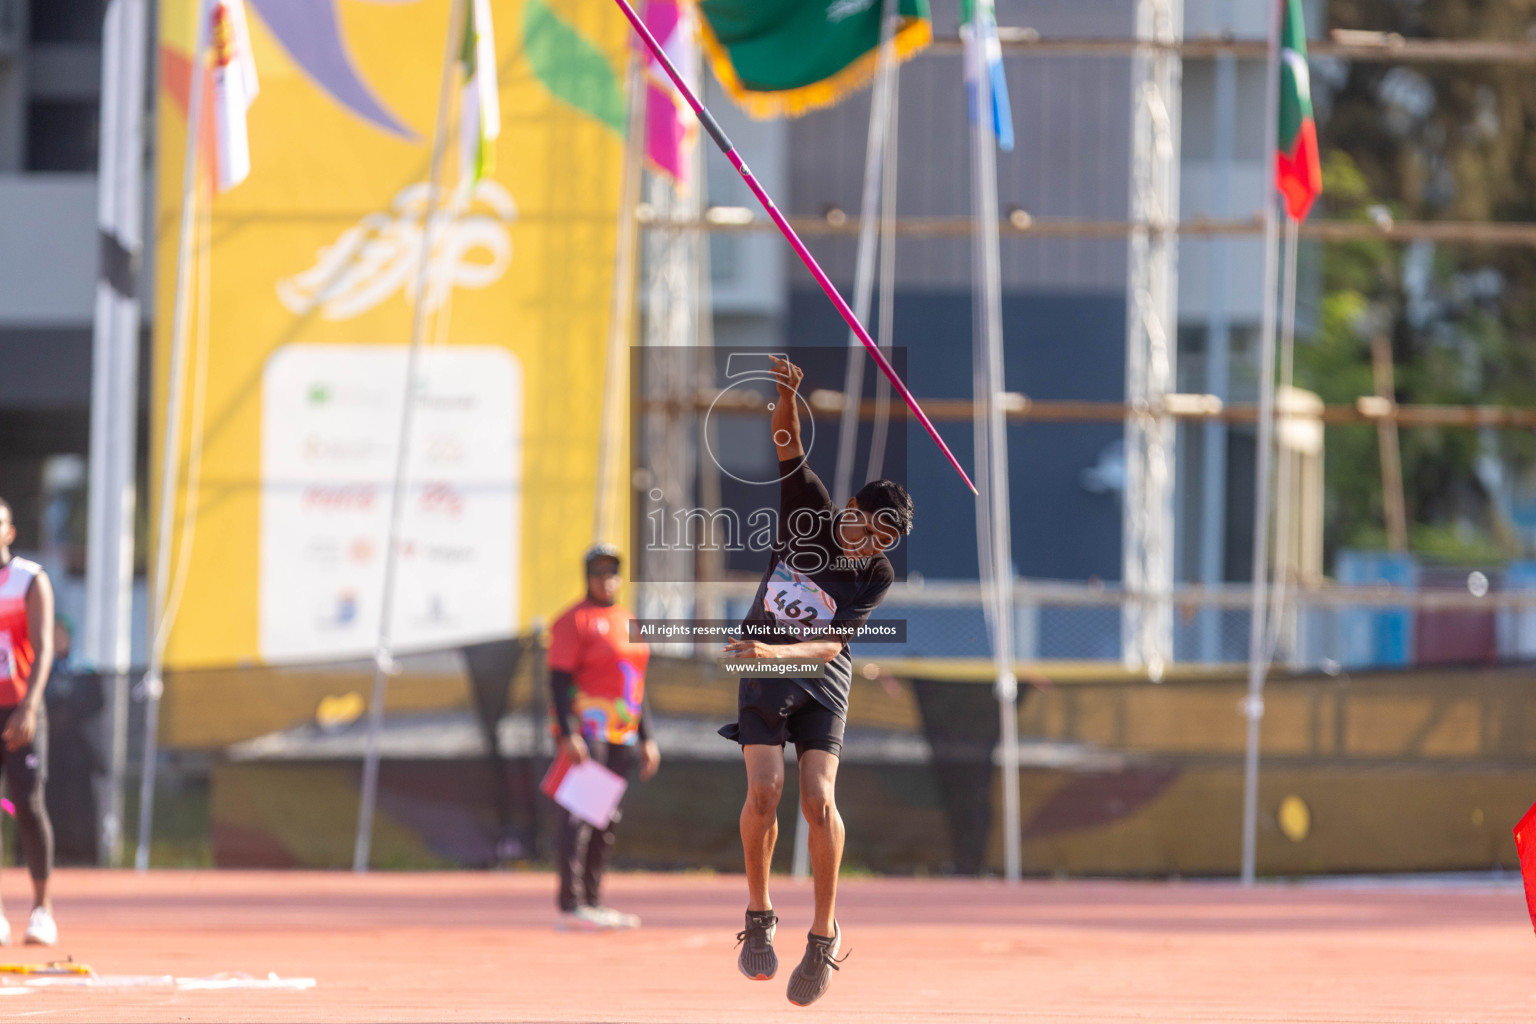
[718,677,845,758]
[0,702,48,793]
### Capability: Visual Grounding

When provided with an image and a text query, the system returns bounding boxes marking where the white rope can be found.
[152,182,214,659]
[865,51,901,484]
[832,0,901,506]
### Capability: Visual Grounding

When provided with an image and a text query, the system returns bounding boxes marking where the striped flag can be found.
[459,0,501,192]
[961,0,1013,152]
[210,0,258,192]
[1276,0,1322,220]
[641,1,697,184]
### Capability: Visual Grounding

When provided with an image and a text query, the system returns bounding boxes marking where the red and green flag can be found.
[1275,0,1322,221]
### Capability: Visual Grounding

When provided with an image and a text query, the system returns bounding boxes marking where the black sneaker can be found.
[736,909,779,980]
[786,922,846,1006]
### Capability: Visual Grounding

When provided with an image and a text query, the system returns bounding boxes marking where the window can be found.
[25,99,99,171]
[29,0,105,44]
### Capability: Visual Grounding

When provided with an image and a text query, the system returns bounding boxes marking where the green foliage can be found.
[1295,152,1400,556]
[1403,523,1510,563]
[1304,7,1536,562]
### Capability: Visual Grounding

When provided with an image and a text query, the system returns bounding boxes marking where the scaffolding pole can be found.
[649,211,1536,249]
[642,391,1536,429]
[931,31,1536,63]
[1122,0,1183,680]
[1196,20,1236,665]
[636,42,702,655]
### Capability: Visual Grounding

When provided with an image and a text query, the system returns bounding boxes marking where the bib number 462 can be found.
[773,591,818,626]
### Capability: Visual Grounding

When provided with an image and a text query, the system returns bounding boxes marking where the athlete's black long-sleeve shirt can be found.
[738,458,894,720]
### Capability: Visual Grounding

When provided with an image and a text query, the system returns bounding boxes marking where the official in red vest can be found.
[546,545,658,930]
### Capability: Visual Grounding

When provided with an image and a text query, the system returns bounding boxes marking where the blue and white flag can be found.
[961,0,1013,152]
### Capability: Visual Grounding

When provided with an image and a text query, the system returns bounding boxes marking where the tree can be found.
[1301,0,1536,562]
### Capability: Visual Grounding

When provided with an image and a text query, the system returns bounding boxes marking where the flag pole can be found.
[966,0,1020,883]
[1265,217,1301,665]
[865,65,901,484]
[86,0,148,867]
[832,0,901,507]
[352,0,468,873]
[136,0,214,872]
[594,52,646,547]
[608,0,977,495]
[1240,0,1287,887]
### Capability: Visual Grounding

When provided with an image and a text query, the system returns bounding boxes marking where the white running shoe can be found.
[555,907,607,932]
[24,907,57,947]
[0,915,10,946]
[590,906,641,930]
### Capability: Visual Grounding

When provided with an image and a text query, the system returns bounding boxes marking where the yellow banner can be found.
[154,0,629,667]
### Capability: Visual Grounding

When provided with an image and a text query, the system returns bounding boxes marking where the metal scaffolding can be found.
[621,22,1536,690]
[636,209,1536,247]
[1121,0,1183,679]
[637,172,703,652]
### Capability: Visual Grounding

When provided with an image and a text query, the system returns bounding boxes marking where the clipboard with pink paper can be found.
[540,752,628,829]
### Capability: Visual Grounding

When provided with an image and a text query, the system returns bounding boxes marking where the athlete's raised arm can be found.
[768,355,805,461]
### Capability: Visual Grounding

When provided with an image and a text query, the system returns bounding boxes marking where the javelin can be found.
[610,0,979,495]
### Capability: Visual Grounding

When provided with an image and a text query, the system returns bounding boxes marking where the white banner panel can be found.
[259,343,521,662]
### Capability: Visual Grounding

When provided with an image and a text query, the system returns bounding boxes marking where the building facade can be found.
[1,0,1318,666]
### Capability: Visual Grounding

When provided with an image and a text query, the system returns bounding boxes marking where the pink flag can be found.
[640,1,696,185]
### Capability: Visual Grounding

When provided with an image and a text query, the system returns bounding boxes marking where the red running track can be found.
[0,869,1529,1022]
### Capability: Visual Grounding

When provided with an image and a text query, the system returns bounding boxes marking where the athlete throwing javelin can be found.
[720,356,913,1006]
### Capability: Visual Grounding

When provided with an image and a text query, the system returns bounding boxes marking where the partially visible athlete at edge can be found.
[0,497,59,947]
[719,356,914,1007]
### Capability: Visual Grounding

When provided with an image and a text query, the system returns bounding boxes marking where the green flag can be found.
[522,0,627,135]
[1276,0,1322,220]
[698,0,932,119]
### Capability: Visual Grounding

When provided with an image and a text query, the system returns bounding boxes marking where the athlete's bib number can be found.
[763,565,836,637]
[0,633,13,683]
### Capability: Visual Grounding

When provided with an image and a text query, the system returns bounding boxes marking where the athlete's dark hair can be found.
[854,479,914,536]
